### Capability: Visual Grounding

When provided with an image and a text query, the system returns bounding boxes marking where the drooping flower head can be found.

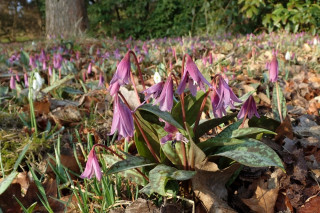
[269,50,278,83]
[80,146,102,181]
[215,75,241,110]
[160,119,188,145]
[154,75,174,111]
[109,51,131,96]
[110,94,134,140]
[87,62,92,74]
[237,95,260,120]
[144,81,164,101]
[210,86,227,118]
[53,53,62,69]
[24,72,29,88]
[177,54,211,96]
[10,75,16,90]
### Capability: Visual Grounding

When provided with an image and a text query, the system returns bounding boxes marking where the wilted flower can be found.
[10,76,16,90]
[237,95,260,119]
[154,75,174,111]
[109,51,131,96]
[269,51,278,82]
[177,54,211,96]
[80,146,102,181]
[160,119,188,145]
[110,94,134,140]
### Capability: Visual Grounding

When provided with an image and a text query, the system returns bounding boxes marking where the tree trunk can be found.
[46,0,88,38]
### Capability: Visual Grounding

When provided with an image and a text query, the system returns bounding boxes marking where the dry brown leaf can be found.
[192,159,239,213]
[242,177,279,213]
[298,196,320,213]
[275,116,294,144]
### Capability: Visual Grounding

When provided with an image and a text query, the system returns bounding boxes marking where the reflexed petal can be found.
[161,134,173,144]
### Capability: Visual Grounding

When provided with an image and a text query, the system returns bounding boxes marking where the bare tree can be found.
[45,0,88,38]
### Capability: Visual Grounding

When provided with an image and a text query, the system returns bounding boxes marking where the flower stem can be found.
[129,71,142,105]
[118,92,160,163]
[193,90,210,135]
[275,82,284,123]
[180,54,188,170]
[93,144,149,182]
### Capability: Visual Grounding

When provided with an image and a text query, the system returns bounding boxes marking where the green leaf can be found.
[20,51,30,67]
[134,111,160,162]
[161,142,184,168]
[42,74,75,93]
[138,104,184,130]
[172,91,207,126]
[146,164,196,196]
[13,142,31,171]
[248,116,280,132]
[215,120,242,139]
[103,155,148,186]
[272,83,287,122]
[231,127,276,138]
[212,138,284,170]
[105,155,156,175]
[198,138,244,154]
[0,171,18,195]
[195,113,237,139]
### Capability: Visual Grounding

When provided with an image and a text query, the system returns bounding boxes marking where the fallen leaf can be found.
[298,196,320,213]
[275,116,294,144]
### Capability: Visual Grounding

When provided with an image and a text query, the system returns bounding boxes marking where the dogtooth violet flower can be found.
[160,119,188,145]
[98,72,104,87]
[109,94,134,140]
[237,95,260,120]
[10,75,16,90]
[154,75,174,111]
[24,73,29,88]
[269,50,279,82]
[210,86,227,118]
[109,51,131,96]
[215,75,241,110]
[177,54,211,96]
[80,145,102,181]
[144,81,164,101]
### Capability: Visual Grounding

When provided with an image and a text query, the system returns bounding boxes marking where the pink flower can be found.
[211,87,227,118]
[160,119,188,145]
[177,54,211,96]
[87,63,92,74]
[109,51,131,96]
[53,53,62,69]
[269,50,278,82]
[98,72,104,87]
[154,76,174,111]
[144,81,164,101]
[237,95,260,119]
[110,94,134,140]
[215,76,241,110]
[24,73,29,88]
[10,76,16,90]
[80,146,102,181]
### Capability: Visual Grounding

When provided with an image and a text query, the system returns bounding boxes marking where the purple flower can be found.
[109,51,131,96]
[53,53,62,69]
[210,88,227,118]
[215,75,241,110]
[98,72,104,87]
[48,66,52,76]
[177,54,211,96]
[15,73,20,82]
[10,76,16,90]
[269,51,278,82]
[144,81,164,101]
[160,120,188,145]
[154,76,174,111]
[237,95,260,119]
[110,94,134,140]
[80,146,102,181]
[29,56,36,69]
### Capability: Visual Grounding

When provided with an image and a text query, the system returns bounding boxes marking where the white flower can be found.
[285,51,291,61]
[32,72,44,92]
[313,38,318,46]
[153,71,162,84]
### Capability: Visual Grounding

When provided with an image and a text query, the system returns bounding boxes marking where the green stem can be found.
[180,54,188,170]
[193,90,210,135]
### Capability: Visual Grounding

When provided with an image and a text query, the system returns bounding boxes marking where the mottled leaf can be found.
[231,127,276,138]
[212,138,284,170]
